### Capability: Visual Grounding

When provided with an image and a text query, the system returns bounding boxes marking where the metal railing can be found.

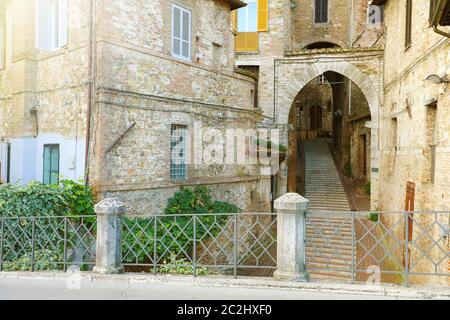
[305,211,450,286]
[121,213,277,277]
[0,216,97,272]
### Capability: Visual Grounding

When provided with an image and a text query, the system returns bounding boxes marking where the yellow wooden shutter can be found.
[231,10,237,32]
[257,0,268,32]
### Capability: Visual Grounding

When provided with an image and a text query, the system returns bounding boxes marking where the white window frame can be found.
[171,4,191,61]
[237,0,257,32]
[36,0,68,52]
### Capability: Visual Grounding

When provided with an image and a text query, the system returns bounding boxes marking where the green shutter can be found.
[43,145,60,185]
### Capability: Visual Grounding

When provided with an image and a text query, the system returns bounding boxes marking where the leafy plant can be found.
[122,187,241,272]
[158,253,216,276]
[60,180,95,216]
[368,212,379,222]
[0,180,96,271]
[1,248,63,272]
[0,180,95,218]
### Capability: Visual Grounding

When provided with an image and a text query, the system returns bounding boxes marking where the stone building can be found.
[372,0,450,212]
[234,0,384,209]
[0,0,272,214]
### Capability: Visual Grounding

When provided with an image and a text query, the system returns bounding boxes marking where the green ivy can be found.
[0,180,96,271]
[0,180,95,218]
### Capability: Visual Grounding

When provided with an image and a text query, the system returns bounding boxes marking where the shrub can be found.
[368,212,379,222]
[0,180,95,217]
[122,186,241,268]
[0,180,96,271]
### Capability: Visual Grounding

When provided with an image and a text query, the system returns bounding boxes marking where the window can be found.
[172,4,191,60]
[405,0,412,48]
[43,144,60,185]
[315,0,329,24]
[36,0,68,52]
[170,125,187,181]
[368,5,384,26]
[238,0,257,32]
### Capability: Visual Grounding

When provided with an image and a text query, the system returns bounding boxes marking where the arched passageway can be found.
[274,59,381,211]
[286,72,372,211]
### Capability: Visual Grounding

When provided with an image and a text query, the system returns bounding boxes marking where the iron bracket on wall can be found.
[106,122,136,154]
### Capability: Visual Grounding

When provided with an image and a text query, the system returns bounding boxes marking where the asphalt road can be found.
[0,277,406,300]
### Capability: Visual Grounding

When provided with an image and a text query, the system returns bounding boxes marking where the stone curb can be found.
[0,272,449,300]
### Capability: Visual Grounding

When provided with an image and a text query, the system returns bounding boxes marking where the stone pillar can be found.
[273,193,309,282]
[93,198,126,274]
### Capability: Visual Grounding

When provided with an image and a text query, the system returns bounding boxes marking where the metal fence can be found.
[1,210,448,287]
[121,213,277,277]
[0,216,97,272]
[305,211,450,286]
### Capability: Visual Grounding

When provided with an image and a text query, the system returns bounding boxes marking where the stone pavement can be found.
[0,272,448,300]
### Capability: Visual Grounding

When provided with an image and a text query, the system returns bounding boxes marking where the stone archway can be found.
[275,59,381,210]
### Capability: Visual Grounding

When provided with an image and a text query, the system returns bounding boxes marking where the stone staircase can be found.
[304,139,351,211]
[303,139,354,282]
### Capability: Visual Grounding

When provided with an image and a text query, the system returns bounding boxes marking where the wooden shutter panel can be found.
[58,0,68,47]
[36,0,50,51]
[231,10,237,32]
[257,0,268,32]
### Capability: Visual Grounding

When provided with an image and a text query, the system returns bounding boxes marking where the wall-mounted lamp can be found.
[424,74,450,84]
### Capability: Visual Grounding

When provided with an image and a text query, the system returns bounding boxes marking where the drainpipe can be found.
[85,0,95,185]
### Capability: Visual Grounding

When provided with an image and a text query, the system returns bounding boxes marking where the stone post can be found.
[93,198,126,274]
[273,193,309,282]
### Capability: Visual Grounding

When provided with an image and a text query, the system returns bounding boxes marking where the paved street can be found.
[0,276,410,300]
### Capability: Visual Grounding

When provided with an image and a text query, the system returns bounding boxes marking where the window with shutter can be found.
[315,0,329,24]
[172,4,191,60]
[36,0,68,52]
[405,0,412,49]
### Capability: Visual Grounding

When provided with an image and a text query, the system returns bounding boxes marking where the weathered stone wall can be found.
[88,0,271,213]
[292,80,333,133]
[379,0,450,212]
[0,0,90,183]
[291,0,384,50]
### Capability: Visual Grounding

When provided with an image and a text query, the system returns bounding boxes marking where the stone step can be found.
[306,230,353,238]
[306,260,352,270]
[306,246,352,261]
[307,256,353,266]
